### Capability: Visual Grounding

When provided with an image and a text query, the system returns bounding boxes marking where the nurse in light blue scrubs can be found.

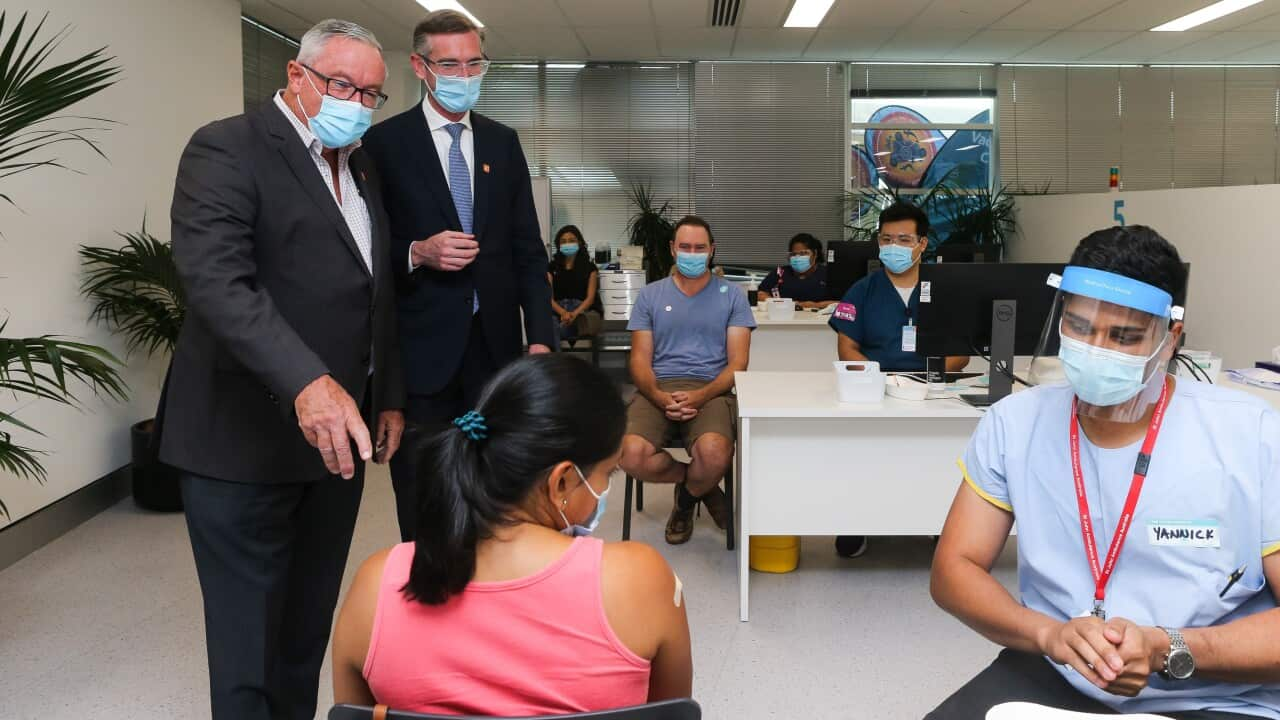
[928,226,1280,720]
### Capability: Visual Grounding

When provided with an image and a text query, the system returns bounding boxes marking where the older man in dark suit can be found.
[160,19,404,720]
[362,9,553,541]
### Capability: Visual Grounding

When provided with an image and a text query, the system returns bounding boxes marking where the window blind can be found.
[474,63,692,254]
[693,62,847,266]
[241,17,298,112]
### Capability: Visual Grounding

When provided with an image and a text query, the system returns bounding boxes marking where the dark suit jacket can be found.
[361,107,553,397]
[158,101,405,484]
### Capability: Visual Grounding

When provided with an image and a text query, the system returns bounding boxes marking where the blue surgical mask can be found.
[789,255,812,274]
[428,70,484,114]
[559,243,579,257]
[300,72,373,149]
[558,465,609,537]
[879,244,916,274]
[676,252,710,278]
[1058,334,1166,407]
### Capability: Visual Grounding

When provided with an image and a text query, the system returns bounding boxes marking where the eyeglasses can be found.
[877,233,921,247]
[300,63,388,109]
[418,54,491,78]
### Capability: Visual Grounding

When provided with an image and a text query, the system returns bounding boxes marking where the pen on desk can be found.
[1219,563,1247,598]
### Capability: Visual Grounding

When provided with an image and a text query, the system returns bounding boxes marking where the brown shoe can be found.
[665,486,696,545]
[701,486,730,531]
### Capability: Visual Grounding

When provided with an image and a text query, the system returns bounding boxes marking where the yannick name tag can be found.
[1148,520,1221,548]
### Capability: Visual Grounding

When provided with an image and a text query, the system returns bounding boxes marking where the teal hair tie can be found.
[453,411,488,441]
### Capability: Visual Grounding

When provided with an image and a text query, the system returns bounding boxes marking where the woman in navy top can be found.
[755,233,837,309]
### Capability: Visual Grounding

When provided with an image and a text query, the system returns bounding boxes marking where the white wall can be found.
[0,0,243,527]
[1010,185,1280,369]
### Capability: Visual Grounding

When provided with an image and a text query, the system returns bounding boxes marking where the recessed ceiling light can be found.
[1151,0,1263,31]
[415,0,484,28]
[784,0,836,28]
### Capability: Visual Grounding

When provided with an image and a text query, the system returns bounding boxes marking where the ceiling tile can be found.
[822,0,934,30]
[1224,39,1280,62]
[991,0,1127,31]
[913,0,1028,31]
[1082,30,1213,62]
[1014,30,1136,61]
[1155,31,1280,62]
[554,0,653,27]
[241,0,313,38]
[873,27,977,61]
[577,26,660,59]
[656,27,736,58]
[944,29,1056,61]
[492,24,588,58]
[1213,10,1280,32]
[462,0,568,27]
[803,26,890,58]
[1072,0,1214,32]
[738,0,794,28]
[652,0,708,26]
[732,28,816,58]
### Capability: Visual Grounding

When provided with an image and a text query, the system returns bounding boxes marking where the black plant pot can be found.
[130,419,183,512]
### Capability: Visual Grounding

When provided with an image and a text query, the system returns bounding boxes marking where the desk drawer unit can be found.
[599,271,645,324]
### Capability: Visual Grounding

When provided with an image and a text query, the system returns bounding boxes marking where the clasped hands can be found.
[656,389,708,422]
[1038,616,1171,697]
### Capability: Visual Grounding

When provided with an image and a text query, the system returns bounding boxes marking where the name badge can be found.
[902,324,917,353]
[833,302,856,322]
[1148,520,1220,548]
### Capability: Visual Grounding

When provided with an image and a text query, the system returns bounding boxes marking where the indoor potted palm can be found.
[79,222,185,511]
[1,11,125,521]
[626,182,676,282]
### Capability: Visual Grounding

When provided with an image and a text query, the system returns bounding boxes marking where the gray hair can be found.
[297,19,383,65]
[413,10,485,57]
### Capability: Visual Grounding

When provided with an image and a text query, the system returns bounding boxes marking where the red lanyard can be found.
[1069,378,1171,619]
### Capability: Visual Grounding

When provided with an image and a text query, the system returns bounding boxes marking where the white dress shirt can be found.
[409,97,476,271]
[274,91,376,374]
[272,91,373,274]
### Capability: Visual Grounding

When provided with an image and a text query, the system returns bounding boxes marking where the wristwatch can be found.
[1159,627,1196,681]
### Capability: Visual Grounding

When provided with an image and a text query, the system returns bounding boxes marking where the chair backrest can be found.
[328,700,701,720]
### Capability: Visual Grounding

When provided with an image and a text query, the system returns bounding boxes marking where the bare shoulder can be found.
[602,541,678,600]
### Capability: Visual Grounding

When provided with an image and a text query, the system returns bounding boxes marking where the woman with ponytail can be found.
[331,354,692,715]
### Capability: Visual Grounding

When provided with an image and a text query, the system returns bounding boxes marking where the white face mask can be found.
[557,465,609,537]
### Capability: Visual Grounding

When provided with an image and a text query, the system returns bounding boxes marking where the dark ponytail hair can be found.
[403,354,625,605]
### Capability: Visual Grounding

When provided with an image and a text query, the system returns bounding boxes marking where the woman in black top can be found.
[547,225,603,343]
[755,233,837,309]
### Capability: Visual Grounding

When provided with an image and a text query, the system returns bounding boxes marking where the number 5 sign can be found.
[1113,199,1126,226]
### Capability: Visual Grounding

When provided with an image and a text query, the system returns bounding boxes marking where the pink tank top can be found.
[363,537,652,716]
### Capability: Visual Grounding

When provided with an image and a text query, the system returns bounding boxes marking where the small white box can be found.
[765,298,795,321]
[834,360,885,404]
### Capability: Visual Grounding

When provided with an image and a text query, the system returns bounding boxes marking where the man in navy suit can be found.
[362,9,553,540]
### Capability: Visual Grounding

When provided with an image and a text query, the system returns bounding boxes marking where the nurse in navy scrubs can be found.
[756,233,837,309]
[828,201,969,558]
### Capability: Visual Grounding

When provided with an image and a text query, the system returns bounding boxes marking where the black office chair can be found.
[328,699,701,720]
[621,446,734,551]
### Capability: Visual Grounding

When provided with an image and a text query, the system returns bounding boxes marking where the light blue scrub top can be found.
[962,379,1280,717]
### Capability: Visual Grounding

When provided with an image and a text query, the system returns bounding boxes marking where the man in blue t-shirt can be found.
[828,201,968,559]
[620,216,756,545]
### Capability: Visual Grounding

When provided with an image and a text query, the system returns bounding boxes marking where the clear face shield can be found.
[1029,266,1184,423]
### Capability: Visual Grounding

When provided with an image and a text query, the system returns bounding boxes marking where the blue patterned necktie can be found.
[445,122,479,313]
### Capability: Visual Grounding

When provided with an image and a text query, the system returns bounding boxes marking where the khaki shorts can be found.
[626,378,737,452]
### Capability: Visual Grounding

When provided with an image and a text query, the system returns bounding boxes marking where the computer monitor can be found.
[932,243,997,263]
[917,263,1065,406]
[826,240,880,299]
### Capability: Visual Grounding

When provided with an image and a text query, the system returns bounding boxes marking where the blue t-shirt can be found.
[827,270,923,371]
[963,380,1280,717]
[628,275,757,381]
[756,265,833,303]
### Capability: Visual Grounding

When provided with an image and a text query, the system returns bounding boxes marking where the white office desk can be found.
[748,307,837,371]
[733,371,983,621]
[731,372,1280,622]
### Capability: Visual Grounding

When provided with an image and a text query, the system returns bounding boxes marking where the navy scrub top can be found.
[828,269,924,371]
[757,265,832,303]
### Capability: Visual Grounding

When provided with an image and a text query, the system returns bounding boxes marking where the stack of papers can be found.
[987,702,1171,719]
[1226,367,1280,391]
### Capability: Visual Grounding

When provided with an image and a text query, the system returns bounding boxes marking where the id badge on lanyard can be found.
[1070,379,1171,620]
[902,319,917,353]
